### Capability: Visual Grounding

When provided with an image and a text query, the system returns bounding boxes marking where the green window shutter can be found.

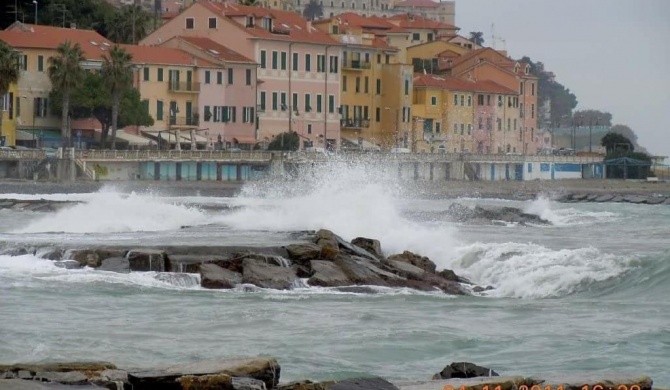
[305,54,311,72]
[38,55,43,72]
[260,91,266,111]
[158,68,164,82]
[272,52,278,69]
[157,101,163,120]
[292,52,298,71]
[144,67,150,81]
[260,51,267,68]
[280,52,287,70]
[228,68,233,84]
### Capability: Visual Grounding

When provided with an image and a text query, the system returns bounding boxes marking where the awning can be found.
[341,137,380,151]
[141,130,180,144]
[16,130,34,141]
[116,130,153,146]
[181,132,209,144]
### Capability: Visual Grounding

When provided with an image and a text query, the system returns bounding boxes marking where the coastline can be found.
[1,178,669,202]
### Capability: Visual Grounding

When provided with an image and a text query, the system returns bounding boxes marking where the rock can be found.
[646,197,665,205]
[446,203,550,226]
[387,260,425,280]
[330,377,400,390]
[473,285,494,293]
[242,259,297,289]
[53,260,82,269]
[334,256,387,286]
[200,264,242,289]
[586,194,599,201]
[0,247,28,256]
[664,197,670,205]
[177,373,233,389]
[277,380,334,390]
[611,196,624,202]
[315,229,341,260]
[126,249,168,272]
[308,260,351,287]
[0,380,103,389]
[387,251,437,274]
[623,195,646,204]
[433,362,499,379]
[0,362,116,374]
[99,369,128,383]
[127,357,280,390]
[334,286,379,294]
[98,257,130,273]
[284,243,322,264]
[17,370,32,379]
[39,249,64,260]
[351,237,384,259]
[595,194,614,202]
[167,255,231,273]
[68,249,126,268]
[572,193,588,201]
[437,269,461,283]
[34,371,89,385]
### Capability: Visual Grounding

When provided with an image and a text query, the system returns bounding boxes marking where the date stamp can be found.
[442,385,643,390]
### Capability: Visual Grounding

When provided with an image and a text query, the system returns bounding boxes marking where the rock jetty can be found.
[556,193,670,205]
[0,358,654,390]
[2,229,473,295]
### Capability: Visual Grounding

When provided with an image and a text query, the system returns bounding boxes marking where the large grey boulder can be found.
[308,260,351,287]
[387,251,437,274]
[351,237,384,259]
[284,243,321,264]
[68,249,126,268]
[126,249,168,272]
[433,362,499,379]
[98,257,130,273]
[200,263,242,289]
[315,229,341,260]
[334,256,387,286]
[242,259,297,290]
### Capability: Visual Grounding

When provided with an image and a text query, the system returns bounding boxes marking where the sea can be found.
[1,161,669,385]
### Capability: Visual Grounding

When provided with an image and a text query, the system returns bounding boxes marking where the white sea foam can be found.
[524,195,618,226]
[13,191,208,234]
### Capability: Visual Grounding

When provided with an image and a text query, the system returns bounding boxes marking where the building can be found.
[313,13,412,149]
[412,73,518,154]
[158,36,259,148]
[0,22,115,147]
[141,1,343,149]
[406,39,469,74]
[391,0,454,25]
[1,83,18,147]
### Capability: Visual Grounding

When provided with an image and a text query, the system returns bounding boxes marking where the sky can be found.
[456,0,670,158]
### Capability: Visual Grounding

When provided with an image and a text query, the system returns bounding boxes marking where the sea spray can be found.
[524,195,618,226]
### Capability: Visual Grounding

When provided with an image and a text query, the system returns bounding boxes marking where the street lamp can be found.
[32,0,37,24]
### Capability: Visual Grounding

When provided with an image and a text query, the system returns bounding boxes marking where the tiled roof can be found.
[199,2,338,45]
[0,22,113,61]
[332,12,395,29]
[413,73,517,94]
[119,44,215,67]
[177,36,255,64]
[387,14,457,30]
[395,0,441,8]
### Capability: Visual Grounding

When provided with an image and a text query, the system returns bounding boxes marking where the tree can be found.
[101,46,133,149]
[303,0,324,21]
[48,41,85,146]
[267,132,299,151]
[106,5,152,44]
[520,56,578,125]
[0,41,20,146]
[601,132,633,154]
[469,31,484,46]
[610,124,648,154]
[572,109,612,126]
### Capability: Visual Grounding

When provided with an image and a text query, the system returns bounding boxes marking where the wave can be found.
[13,191,208,234]
[524,196,618,226]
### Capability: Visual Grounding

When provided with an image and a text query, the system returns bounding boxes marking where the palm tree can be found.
[469,31,484,47]
[0,42,20,146]
[101,46,133,150]
[48,41,85,146]
[303,0,323,21]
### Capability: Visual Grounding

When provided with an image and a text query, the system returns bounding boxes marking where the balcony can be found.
[341,59,371,71]
[340,118,370,128]
[168,81,200,93]
[168,115,200,127]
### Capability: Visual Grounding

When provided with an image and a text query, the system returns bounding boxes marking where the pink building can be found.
[472,80,517,154]
[141,2,343,150]
[160,36,258,148]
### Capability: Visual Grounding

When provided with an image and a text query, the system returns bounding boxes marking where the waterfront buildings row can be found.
[1,0,538,154]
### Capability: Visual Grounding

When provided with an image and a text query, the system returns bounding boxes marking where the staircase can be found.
[464,162,480,181]
[74,158,96,180]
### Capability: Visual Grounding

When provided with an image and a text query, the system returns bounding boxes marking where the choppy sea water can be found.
[0,162,668,384]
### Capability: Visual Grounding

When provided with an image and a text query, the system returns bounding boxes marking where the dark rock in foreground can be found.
[433,362,499,379]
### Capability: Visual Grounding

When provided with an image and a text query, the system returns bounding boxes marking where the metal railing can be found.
[0,149,48,159]
[340,119,371,128]
[341,59,371,70]
[168,116,200,126]
[168,81,200,93]
[74,150,273,161]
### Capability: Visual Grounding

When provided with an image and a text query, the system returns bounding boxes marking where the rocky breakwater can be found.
[0,198,79,212]
[557,193,670,205]
[406,203,550,226]
[0,359,655,390]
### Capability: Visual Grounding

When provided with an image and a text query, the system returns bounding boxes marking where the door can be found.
[185,101,192,126]
[169,101,178,125]
[186,70,192,91]
[514,164,523,180]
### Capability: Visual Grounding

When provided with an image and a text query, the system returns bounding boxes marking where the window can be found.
[272,51,278,70]
[205,71,211,84]
[304,93,311,112]
[272,92,278,110]
[204,106,211,122]
[477,94,484,105]
[377,54,381,64]
[209,17,217,28]
[520,82,524,94]
[156,100,164,120]
[460,123,464,135]
[246,69,252,85]
[292,93,298,111]
[478,117,483,130]
[307,124,312,134]
[498,95,503,107]
[453,123,458,133]
[453,95,458,105]
[531,104,535,119]
[342,76,347,92]
[435,122,441,133]
[19,55,27,71]
[259,91,266,111]
[531,83,535,96]
[305,54,311,72]
[376,78,381,95]
[38,55,44,72]
[15,95,20,118]
[507,118,511,131]
[157,68,164,82]
[431,96,437,106]
[246,15,255,27]
[280,52,287,70]
[363,106,369,120]
[292,52,299,71]
[228,68,234,84]
[514,118,517,130]
[375,107,380,122]
[316,94,322,113]
[520,103,524,118]
[427,33,434,41]
[365,53,370,63]
[355,77,360,93]
[185,18,194,29]
[467,95,472,106]
[280,92,287,110]
[486,95,491,106]
[317,54,326,72]
[143,67,149,81]
[243,107,255,123]
[329,55,338,73]
[412,32,420,41]
[460,95,464,106]
[33,97,47,117]
[497,118,502,131]
[328,95,335,113]
[364,76,369,93]
[262,17,273,31]
[404,79,409,95]
[486,117,492,130]
[260,50,267,69]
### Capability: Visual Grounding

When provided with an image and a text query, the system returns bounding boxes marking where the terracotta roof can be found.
[413,73,517,94]
[0,22,113,61]
[332,12,395,29]
[395,0,441,8]
[387,14,457,30]
[176,36,255,64]
[119,44,215,67]
[199,2,338,45]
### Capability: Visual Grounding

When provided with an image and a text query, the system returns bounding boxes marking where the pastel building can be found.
[1,83,18,147]
[141,1,343,150]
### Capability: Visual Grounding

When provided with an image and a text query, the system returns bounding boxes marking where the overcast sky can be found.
[456,0,670,158]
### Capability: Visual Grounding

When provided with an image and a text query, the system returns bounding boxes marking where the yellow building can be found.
[1,84,18,147]
[406,40,469,74]
[314,14,413,150]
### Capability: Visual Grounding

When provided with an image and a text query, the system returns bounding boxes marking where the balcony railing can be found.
[168,115,200,127]
[341,59,371,70]
[341,118,371,128]
[168,81,200,93]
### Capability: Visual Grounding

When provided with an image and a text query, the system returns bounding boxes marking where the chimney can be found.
[306,21,312,31]
[70,22,76,29]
